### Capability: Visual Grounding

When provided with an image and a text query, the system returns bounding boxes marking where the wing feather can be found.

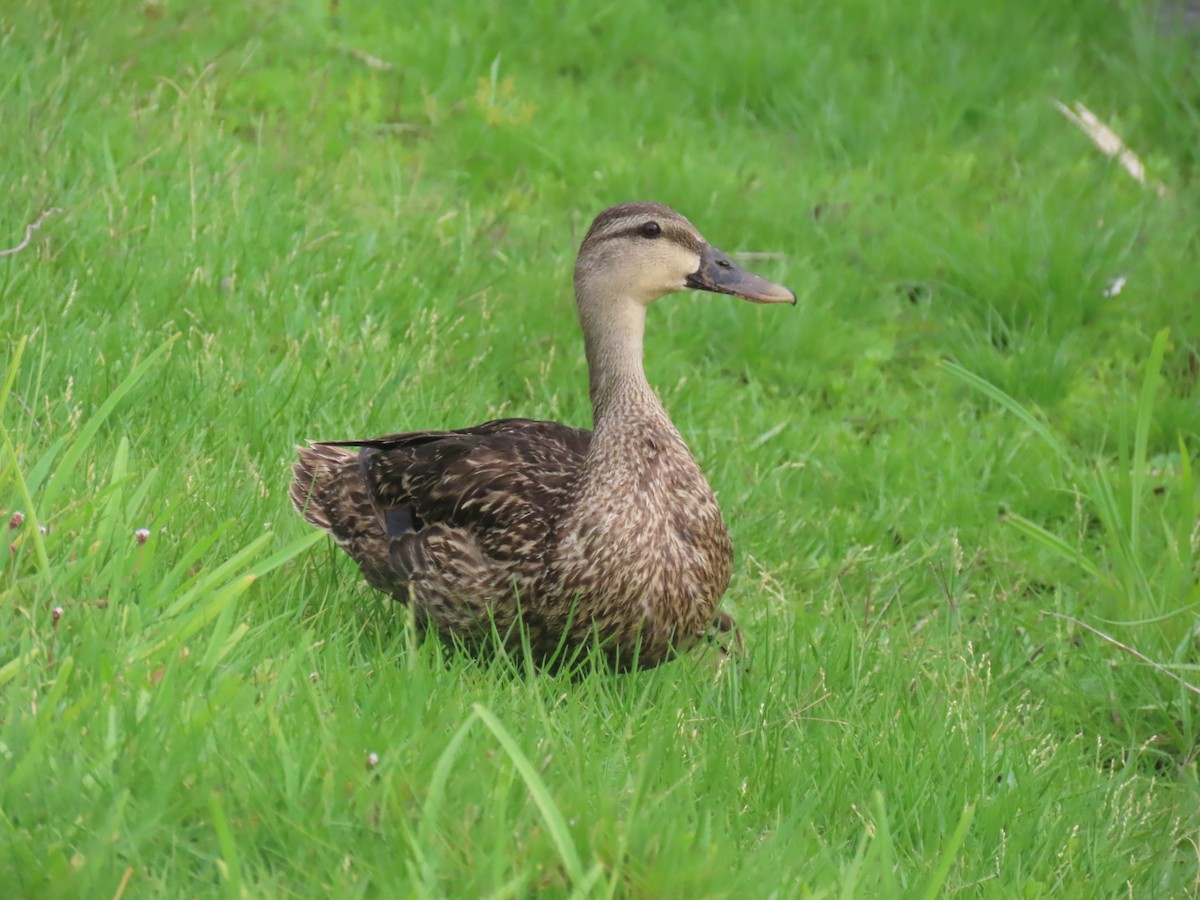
[316,418,590,547]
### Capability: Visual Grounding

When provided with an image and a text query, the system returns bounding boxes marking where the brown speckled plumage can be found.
[290,202,794,669]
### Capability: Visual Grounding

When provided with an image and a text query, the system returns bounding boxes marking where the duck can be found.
[290,201,795,670]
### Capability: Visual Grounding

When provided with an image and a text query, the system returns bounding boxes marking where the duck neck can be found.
[579,294,665,430]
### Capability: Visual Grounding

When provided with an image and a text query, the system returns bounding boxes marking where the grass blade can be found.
[473,703,585,887]
[1003,512,1104,580]
[42,334,178,511]
[1129,328,1169,557]
[412,711,480,892]
[0,334,27,425]
[0,648,40,688]
[0,426,54,587]
[209,792,244,899]
[920,804,975,900]
[940,361,1075,469]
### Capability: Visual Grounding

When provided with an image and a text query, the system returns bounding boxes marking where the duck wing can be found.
[316,418,590,545]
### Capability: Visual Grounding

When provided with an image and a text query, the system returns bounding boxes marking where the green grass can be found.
[2,0,1199,895]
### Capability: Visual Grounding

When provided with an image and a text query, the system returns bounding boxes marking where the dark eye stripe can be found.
[607,222,692,247]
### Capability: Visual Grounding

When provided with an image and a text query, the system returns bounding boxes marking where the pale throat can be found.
[578,291,669,430]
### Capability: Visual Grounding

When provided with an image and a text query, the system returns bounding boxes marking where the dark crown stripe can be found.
[582,202,704,253]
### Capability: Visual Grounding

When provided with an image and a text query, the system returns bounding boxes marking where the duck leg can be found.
[704,610,745,658]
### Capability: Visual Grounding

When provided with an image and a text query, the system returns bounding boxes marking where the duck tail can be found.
[289,443,371,545]
[291,443,412,600]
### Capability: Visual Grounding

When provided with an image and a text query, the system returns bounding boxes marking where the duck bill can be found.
[685,243,796,305]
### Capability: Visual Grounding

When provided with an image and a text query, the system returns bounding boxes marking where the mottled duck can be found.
[290,201,794,669]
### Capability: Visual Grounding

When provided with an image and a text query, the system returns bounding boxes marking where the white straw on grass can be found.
[1053,100,1167,197]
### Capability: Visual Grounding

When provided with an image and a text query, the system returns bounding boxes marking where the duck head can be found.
[573,201,796,308]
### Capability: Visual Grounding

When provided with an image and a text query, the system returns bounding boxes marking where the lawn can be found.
[2,0,1198,895]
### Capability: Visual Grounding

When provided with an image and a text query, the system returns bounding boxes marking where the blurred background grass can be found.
[2,0,1198,895]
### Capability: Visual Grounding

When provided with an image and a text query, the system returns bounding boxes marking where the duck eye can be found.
[639,221,662,239]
